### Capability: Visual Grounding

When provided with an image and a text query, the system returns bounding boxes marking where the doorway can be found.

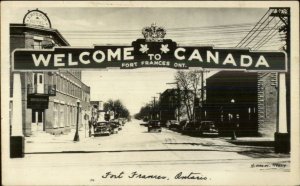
[31,109,44,134]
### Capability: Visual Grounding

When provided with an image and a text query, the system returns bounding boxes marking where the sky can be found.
[7,6,276,114]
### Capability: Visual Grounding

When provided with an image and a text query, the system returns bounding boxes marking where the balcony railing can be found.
[27,84,56,96]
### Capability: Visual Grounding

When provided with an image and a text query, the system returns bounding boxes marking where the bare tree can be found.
[174,70,203,121]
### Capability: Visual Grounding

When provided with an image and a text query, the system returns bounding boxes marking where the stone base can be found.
[274,132,290,153]
[10,136,24,158]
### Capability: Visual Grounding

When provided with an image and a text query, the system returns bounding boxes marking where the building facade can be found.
[10,21,91,136]
[257,72,279,137]
[204,71,259,136]
[159,89,196,124]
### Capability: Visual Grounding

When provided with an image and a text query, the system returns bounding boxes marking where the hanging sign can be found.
[27,94,49,109]
[12,24,287,72]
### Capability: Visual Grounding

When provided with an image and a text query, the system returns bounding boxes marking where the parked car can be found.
[166,120,180,129]
[118,118,126,125]
[108,121,120,134]
[93,122,111,136]
[197,121,218,135]
[143,117,149,122]
[147,120,162,132]
[181,120,201,134]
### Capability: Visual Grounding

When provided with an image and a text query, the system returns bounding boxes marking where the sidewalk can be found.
[222,136,275,147]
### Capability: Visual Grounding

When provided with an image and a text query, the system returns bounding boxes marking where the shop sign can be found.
[13,24,287,72]
[27,94,49,109]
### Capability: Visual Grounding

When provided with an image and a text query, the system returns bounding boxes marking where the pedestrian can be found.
[88,116,94,137]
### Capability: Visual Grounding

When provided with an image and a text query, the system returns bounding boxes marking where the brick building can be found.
[257,72,279,137]
[10,16,91,136]
[204,71,281,137]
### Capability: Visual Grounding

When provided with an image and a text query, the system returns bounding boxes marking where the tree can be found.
[103,99,130,119]
[135,103,155,120]
[174,70,203,121]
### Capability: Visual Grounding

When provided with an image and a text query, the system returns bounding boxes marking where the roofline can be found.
[10,23,70,46]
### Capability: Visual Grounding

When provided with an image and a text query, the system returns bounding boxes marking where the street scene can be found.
[23,119,289,170]
[2,2,299,186]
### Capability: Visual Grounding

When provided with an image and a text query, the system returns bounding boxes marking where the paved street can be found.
[3,119,290,185]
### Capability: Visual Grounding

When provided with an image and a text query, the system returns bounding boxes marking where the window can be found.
[54,103,58,128]
[60,104,64,127]
[33,73,37,85]
[33,40,42,49]
[57,76,60,91]
[39,75,43,83]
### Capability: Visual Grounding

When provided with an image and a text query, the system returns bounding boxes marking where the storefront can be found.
[10,9,91,136]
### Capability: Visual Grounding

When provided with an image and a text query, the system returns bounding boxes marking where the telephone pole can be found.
[152,96,157,119]
[270,8,290,153]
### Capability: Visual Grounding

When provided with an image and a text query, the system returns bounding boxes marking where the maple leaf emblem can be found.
[160,44,170,54]
[139,44,149,53]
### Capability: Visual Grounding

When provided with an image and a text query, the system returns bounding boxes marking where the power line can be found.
[241,15,276,48]
[254,30,280,50]
[251,20,282,49]
[235,9,272,47]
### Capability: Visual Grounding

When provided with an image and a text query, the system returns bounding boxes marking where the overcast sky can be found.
[8,6,270,114]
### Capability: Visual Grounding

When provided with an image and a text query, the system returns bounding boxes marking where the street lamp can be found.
[73,99,80,142]
[230,99,237,140]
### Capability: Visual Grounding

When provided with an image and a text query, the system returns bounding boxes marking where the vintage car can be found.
[197,121,218,135]
[118,118,126,126]
[166,120,180,129]
[147,120,162,132]
[181,120,201,134]
[108,121,120,134]
[93,122,111,136]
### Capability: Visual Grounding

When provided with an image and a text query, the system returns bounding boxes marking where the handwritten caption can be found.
[89,171,209,182]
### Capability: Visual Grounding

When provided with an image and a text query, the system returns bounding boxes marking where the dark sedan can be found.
[93,122,111,136]
[147,120,162,132]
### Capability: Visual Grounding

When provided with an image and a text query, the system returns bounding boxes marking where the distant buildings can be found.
[158,71,279,137]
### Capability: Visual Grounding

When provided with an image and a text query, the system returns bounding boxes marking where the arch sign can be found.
[12,24,287,72]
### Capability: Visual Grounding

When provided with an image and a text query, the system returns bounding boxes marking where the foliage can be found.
[103,99,130,119]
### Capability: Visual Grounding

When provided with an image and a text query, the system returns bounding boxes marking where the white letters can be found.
[174,48,186,60]
[54,54,65,67]
[124,47,134,60]
[79,52,90,64]
[93,50,105,63]
[68,53,78,66]
[223,53,237,66]
[107,49,121,61]
[207,51,219,64]
[32,54,51,67]
[240,55,252,67]
[188,49,203,62]
[255,55,270,67]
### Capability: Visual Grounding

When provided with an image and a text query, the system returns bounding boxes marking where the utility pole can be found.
[270,8,290,153]
[152,96,157,120]
[157,93,161,120]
